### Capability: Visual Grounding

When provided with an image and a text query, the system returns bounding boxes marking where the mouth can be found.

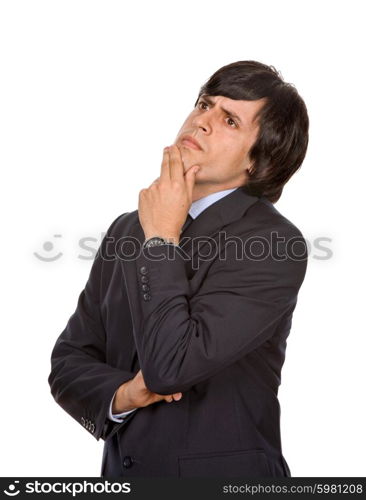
[180,135,203,151]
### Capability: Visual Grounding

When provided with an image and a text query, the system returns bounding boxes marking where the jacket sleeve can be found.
[122,224,308,395]
[48,213,137,441]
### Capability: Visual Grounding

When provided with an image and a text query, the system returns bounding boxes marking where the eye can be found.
[226,117,238,128]
[197,100,208,110]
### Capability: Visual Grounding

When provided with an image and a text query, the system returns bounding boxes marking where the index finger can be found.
[159,147,171,182]
[169,144,185,183]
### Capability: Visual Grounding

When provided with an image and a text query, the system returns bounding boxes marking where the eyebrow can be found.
[199,95,247,126]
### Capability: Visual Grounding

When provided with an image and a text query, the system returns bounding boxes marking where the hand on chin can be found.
[175,143,201,178]
[178,148,194,174]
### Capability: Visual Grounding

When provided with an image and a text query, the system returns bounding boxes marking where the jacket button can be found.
[141,284,149,292]
[123,456,133,468]
[141,275,149,283]
[143,293,151,301]
[139,266,148,275]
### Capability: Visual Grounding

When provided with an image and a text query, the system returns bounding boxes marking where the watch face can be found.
[145,237,165,247]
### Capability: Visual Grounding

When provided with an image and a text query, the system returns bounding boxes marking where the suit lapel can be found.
[183,186,259,240]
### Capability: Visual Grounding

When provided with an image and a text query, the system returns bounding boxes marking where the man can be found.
[48,60,309,477]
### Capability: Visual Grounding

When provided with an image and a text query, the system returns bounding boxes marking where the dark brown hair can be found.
[194,60,309,203]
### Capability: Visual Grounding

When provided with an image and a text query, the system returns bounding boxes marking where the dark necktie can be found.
[181,213,193,233]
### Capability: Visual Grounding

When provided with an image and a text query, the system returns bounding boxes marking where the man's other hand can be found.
[112,369,182,413]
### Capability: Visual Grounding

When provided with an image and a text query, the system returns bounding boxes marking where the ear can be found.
[245,161,255,176]
[243,155,255,176]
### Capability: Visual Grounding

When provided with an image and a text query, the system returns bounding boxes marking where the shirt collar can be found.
[188,187,239,219]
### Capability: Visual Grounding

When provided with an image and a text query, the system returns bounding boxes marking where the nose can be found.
[191,109,213,134]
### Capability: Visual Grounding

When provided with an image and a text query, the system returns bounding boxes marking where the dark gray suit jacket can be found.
[48,186,307,477]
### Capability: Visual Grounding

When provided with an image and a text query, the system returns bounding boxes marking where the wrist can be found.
[113,382,135,413]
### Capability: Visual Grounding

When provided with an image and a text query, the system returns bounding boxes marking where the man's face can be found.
[174,94,266,192]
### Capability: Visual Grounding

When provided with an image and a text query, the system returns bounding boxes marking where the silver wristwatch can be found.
[143,236,175,249]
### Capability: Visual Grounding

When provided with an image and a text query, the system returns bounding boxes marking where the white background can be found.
[1,0,365,477]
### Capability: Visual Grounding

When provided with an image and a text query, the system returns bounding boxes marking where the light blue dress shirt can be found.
[108,186,239,422]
